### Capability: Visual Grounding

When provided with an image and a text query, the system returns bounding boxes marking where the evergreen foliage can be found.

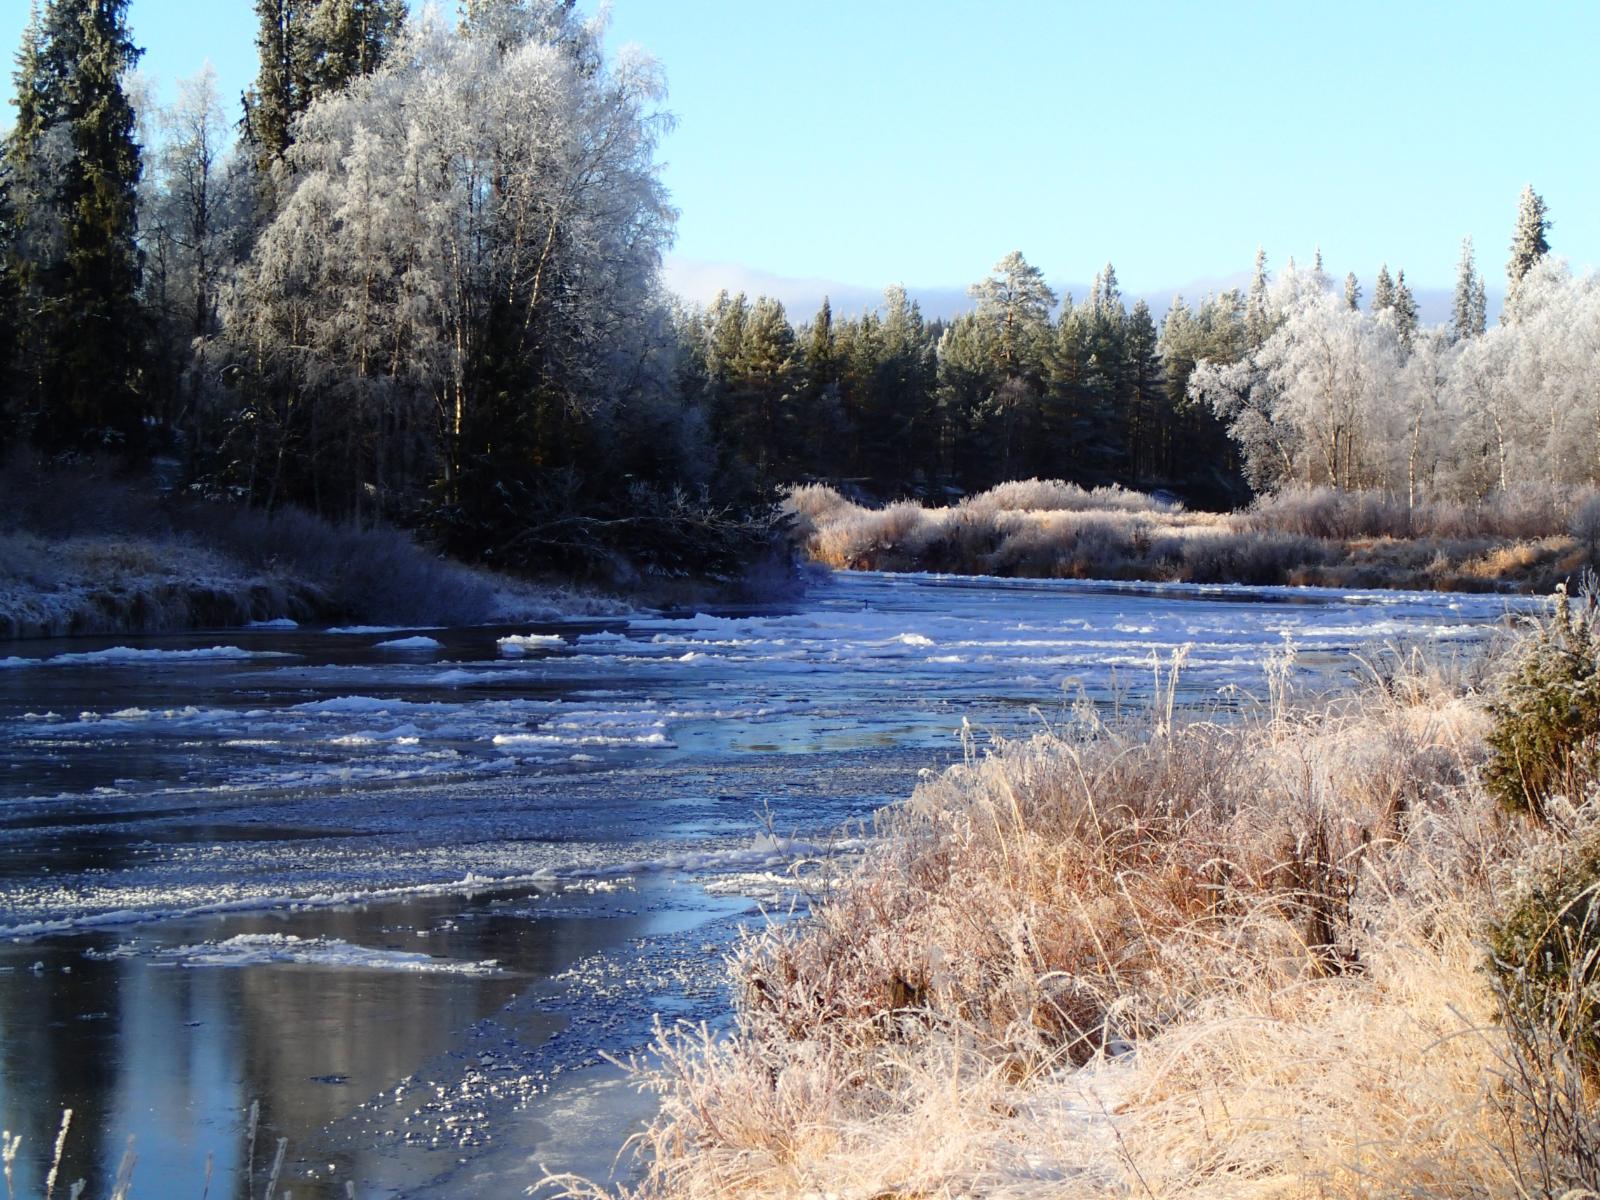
[1451,235,1487,340]
[2,0,146,453]
[1372,263,1395,313]
[1391,269,1419,346]
[1487,828,1600,1070]
[1484,586,1600,818]
[1505,184,1552,318]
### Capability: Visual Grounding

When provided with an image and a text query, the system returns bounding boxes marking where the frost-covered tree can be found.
[1343,271,1361,311]
[1372,264,1395,314]
[1191,267,1401,491]
[1505,184,1551,319]
[969,250,1055,373]
[223,2,675,528]
[1392,269,1419,348]
[1451,235,1487,341]
[142,66,251,452]
[240,0,407,209]
[1394,328,1458,508]
[1245,246,1271,347]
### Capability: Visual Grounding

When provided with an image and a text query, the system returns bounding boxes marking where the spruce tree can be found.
[4,0,147,451]
[1451,235,1486,340]
[1372,263,1395,313]
[241,0,406,197]
[241,0,305,174]
[1343,271,1361,310]
[1391,269,1418,346]
[1505,184,1551,318]
[304,0,407,96]
[1245,245,1269,347]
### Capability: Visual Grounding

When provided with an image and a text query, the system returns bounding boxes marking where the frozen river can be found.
[0,571,1530,1197]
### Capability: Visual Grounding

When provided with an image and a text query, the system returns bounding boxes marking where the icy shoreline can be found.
[0,530,630,639]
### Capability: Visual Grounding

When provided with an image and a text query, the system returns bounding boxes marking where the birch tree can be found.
[223,2,675,524]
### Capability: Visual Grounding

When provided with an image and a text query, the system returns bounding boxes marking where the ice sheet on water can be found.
[247,618,300,629]
[2,645,295,667]
[376,636,445,650]
[326,624,439,634]
[154,933,502,974]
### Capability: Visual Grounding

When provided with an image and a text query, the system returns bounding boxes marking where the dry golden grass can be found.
[584,638,1600,1200]
[788,481,1592,593]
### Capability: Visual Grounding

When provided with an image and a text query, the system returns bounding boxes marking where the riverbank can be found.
[622,597,1599,1198]
[0,461,644,639]
[0,526,628,638]
[791,480,1598,592]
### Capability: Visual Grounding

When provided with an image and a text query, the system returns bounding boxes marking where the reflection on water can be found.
[0,879,729,1199]
[0,572,1530,1197]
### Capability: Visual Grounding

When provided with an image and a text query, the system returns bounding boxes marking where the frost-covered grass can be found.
[599,629,1600,1199]
[789,479,1593,591]
[0,459,626,638]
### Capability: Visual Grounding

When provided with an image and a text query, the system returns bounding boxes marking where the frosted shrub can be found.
[1248,485,1411,540]
[782,483,857,528]
[961,478,1162,516]
[1484,586,1600,818]
[1488,831,1600,1069]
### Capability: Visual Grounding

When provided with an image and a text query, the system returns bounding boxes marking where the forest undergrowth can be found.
[564,588,1600,1199]
[791,478,1600,593]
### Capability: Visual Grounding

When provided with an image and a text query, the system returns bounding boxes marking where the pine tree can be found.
[1505,184,1551,318]
[1451,235,1486,340]
[1391,269,1418,347]
[4,0,147,450]
[1372,264,1395,313]
[968,250,1054,375]
[1343,271,1361,311]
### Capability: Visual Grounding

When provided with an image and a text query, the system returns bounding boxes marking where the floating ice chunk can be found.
[297,695,402,714]
[375,636,444,651]
[498,633,567,656]
[247,618,300,629]
[576,630,631,645]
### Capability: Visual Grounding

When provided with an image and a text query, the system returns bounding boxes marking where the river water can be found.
[0,570,1529,1198]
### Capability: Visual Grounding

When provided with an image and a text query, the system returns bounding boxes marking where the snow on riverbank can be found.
[0,527,631,640]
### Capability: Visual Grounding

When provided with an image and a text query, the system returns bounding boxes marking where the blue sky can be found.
[2,1,1595,317]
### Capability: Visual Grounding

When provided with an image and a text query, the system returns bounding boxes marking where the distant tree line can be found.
[0,1,1588,583]
[677,262,1249,508]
